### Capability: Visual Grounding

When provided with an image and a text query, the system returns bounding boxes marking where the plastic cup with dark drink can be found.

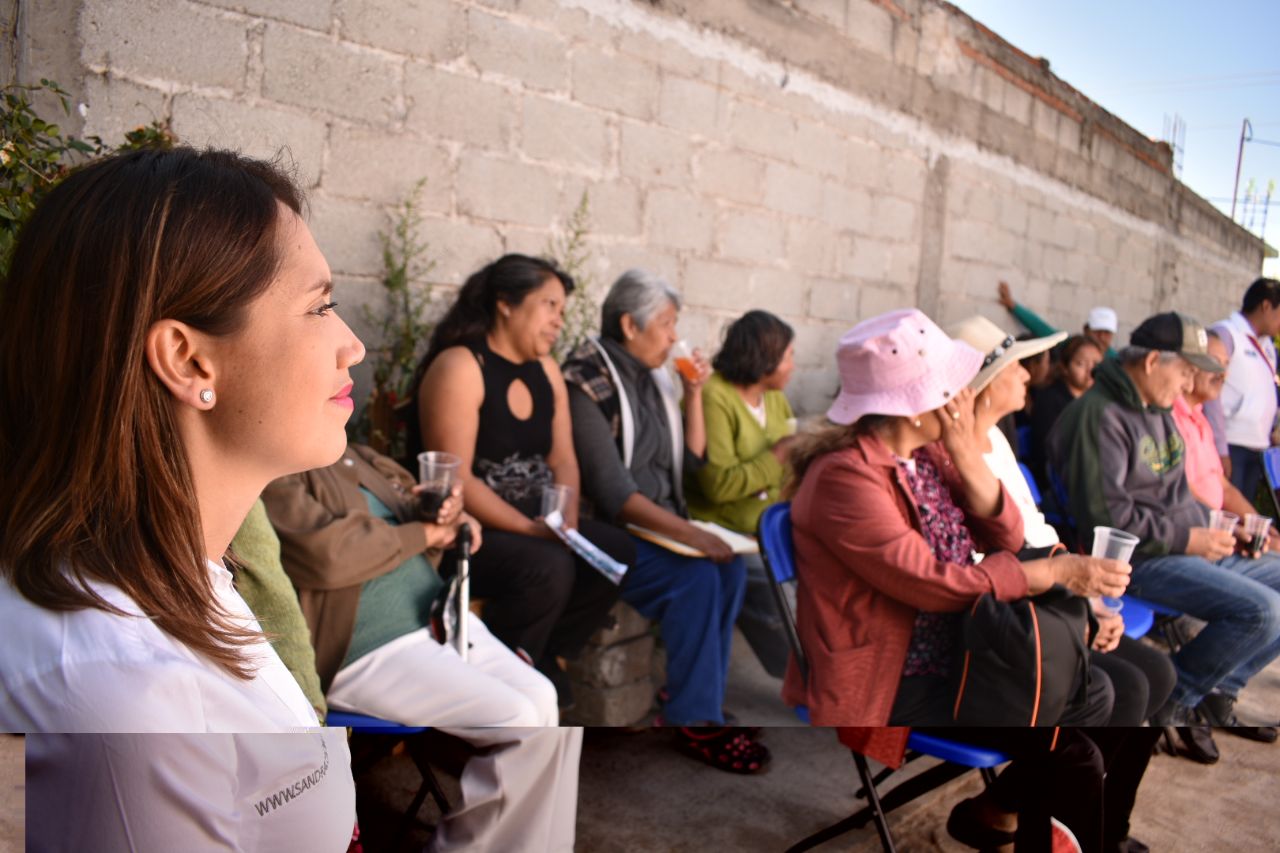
[417,451,461,522]
[1244,513,1273,557]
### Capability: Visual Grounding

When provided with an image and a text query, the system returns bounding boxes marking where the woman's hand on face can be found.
[934,388,982,461]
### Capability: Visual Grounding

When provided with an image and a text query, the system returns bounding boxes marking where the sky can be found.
[953,0,1280,275]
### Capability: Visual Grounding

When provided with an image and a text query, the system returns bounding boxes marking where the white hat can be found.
[1086,307,1118,333]
[946,316,1067,393]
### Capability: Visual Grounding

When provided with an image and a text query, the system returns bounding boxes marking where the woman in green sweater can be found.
[687,310,796,677]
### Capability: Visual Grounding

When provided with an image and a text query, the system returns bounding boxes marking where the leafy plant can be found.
[351,178,436,457]
[546,190,603,360]
[1,78,173,280]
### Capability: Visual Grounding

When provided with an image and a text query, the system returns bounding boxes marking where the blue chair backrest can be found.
[759,502,797,584]
[757,502,807,681]
[1018,462,1043,507]
[1264,447,1280,517]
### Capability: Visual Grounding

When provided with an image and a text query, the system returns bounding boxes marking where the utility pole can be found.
[1232,118,1253,222]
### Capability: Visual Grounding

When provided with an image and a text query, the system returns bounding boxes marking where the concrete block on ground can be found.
[588,601,655,647]
[564,677,653,726]
[467,8,566,92]
[403,64,515,151]
[457,154,561,227]
[521,94,609,171]
[323,127,452,210]
[568,634,655,689]
[619,122,693,187]
[572,46,659,121]
[81,0,248,91]
[337,0,465,61]
[262,24,399,123]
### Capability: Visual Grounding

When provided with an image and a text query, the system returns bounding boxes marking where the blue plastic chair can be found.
[1016,424,1033,461]
[1018,462,1043,507]
[1264,447,1280,517]
[327,710,449,845]
[758,503,1009,853]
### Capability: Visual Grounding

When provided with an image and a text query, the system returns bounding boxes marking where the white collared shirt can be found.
[27,731,355,852]
[0,559,320,733]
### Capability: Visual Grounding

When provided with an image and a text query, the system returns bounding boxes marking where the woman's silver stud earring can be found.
[199,389,214,404]
[913,418,922,428]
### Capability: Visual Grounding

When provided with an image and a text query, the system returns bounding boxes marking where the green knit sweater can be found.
[686,372,794,534]
[231,499,328,721]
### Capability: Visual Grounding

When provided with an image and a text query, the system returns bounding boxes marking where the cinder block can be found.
[860,282,913,318]
[563,677,653,726]
[457,154,561,227]
[695,148,766,206]
[749,268,807,316]
[308,194,387,276]
[1027,206,1057,244]
[879,151,927,201]
[81,0,248,91]
[404,63,515,151]
[657,75,722,137]
[683,258,754,310]
[866,195,918,240]
[1002,84,1032,125]
[787,219,839,276]
[604,246,680,286]
[823,183,874,231]
[792,121,849,177]
[616,28,718,82]
[261,25,399,123]
[324,127,452,211]
[839,235,893,279]
[795,0,845,29]
[764,162,824,219]
[587,601,653,646]
[521,95,609,171]
[807,277,859,321]
[572,46,659,121]
[202,0,333,30]
[645,188,716,252]
[791,319,846,367]
[568,634,655,689]
[81,76,169,150]
[1031,99,1059,141]
[716,209,785,263]
[845,138,884,188]
[558,178,643,239]
[171,95,327,188]
[467,8,566,92]
[337,0,465,61]
[1051,214,1077,250]
[845,0,895,59]
[727,99,796,162]
[619,122,693,187]
[414,218,504,286]
[998,195,1030,235]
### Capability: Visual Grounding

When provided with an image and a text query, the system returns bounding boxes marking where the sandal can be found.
[675,727,771,774]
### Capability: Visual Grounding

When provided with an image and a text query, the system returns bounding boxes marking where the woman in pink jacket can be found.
[780,309,1128,727]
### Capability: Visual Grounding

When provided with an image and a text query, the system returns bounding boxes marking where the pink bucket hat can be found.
[826,309,985,425]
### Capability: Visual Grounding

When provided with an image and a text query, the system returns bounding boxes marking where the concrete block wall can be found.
[12,0,1266,416]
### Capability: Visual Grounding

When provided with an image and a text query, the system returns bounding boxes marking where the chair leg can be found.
[391,736,453,852]
[853,752,897,853]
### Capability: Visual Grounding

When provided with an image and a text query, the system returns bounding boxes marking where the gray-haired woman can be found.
[562,269,765,772]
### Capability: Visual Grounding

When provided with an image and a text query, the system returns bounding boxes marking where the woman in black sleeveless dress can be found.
[406,254,631,707]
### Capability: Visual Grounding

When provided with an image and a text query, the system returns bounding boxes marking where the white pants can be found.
[326,614,579,852]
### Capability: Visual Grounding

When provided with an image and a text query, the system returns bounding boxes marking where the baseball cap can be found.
[1129,312,1224,373]
[1085,307,1118,333]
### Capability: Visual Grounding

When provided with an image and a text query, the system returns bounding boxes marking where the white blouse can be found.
[982,425,1061,550]
[0,559,320,732]
[27,731,355,852]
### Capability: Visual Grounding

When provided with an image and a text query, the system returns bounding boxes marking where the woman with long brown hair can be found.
[0,147,365,734]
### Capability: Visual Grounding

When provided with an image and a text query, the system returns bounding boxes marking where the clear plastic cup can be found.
[417,451,461,522]
[1244,513,1274,556]
[541,483,575,522]
[1209,509,1240,533]
[1091,526,1140,564]
[670,340,701,383]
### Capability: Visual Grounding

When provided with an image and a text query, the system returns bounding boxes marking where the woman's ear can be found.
[145,319,217,409]
[620,313,638,342]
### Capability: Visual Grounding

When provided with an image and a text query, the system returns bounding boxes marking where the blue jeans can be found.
[1128,552,1280,707]
[622,539,747,725]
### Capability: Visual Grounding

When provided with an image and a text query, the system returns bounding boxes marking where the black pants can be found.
[1091,636,1177,724]
[934,727,1157,853]
[465,518,630,667]
[889,663,1114,727]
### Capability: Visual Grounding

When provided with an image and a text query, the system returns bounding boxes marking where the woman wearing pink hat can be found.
[780,309,1129,728]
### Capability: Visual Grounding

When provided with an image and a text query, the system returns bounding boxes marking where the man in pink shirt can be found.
[1173,332,1276,539]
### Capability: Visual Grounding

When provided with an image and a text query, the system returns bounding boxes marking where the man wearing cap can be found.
[1204,278,1280,502]
[997,281,1119,357]
[1050,311,1280,736]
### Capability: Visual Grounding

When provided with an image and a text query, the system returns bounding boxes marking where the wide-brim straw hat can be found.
[946,315,1067,393]
[826,308,985,426]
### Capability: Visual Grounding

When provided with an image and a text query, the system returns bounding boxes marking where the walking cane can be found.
[454,523,471,662]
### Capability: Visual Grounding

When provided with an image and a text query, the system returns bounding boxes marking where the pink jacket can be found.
[781,433,1029,725]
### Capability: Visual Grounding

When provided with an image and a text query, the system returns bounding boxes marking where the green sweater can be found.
[686,372,794,534]
[231,499,328,721]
